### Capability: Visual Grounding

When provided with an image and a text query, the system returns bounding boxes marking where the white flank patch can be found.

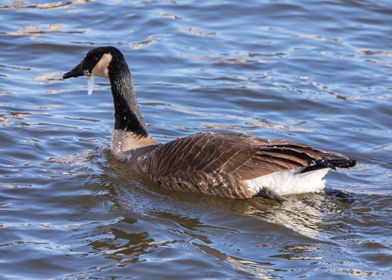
[246,168,329,196]
[87,75,95,95]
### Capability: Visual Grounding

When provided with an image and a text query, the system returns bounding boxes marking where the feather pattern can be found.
[137,132,355,199]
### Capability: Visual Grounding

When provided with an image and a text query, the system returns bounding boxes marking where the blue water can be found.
[0,0,391,279]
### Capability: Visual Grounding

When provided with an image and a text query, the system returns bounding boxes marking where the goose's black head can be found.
[63,46,124,80]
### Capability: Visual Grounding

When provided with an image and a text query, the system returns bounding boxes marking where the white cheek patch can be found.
[91,53,112,78]
[87,75,95,95]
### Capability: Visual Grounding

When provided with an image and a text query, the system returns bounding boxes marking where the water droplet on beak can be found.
[87,75,95,95]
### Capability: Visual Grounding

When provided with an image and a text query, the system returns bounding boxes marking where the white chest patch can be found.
[111,129,158,161]
[246,168,329,196]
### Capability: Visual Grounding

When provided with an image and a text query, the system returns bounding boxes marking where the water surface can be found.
[0,0,391,279]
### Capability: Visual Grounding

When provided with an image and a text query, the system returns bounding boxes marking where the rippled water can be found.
[1,0,391,279]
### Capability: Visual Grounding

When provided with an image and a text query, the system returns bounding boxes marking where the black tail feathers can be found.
[300,157,356,173]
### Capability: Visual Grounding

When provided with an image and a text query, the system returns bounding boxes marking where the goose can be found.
[63,46,356,202]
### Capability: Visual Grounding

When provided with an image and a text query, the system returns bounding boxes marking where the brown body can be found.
[132,132,353,199]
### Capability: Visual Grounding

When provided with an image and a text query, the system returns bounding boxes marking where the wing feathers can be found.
[138,133,355,193]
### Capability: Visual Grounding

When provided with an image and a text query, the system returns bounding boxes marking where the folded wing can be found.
[138,133,355,198]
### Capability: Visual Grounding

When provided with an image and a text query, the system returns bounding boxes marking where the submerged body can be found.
[63,46,356,201]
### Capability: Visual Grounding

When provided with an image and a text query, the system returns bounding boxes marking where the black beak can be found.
[63,63,83,79]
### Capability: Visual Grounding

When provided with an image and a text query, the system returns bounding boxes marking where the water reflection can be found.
[89,221,155,265]
[0,0,91,10]
[96,155,340,279]
[5,24,62,36]
[34,72,62,82]
[182,27,216,37]
[194,243,280,280]
[132,37,157,50]
[1,0,391,277]
[189,55,265,64]
[94,157,388,278]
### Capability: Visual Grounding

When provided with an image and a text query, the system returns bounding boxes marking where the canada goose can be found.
[63,46,356,202]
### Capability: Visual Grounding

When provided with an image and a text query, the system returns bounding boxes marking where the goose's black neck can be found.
[108,53,148,137]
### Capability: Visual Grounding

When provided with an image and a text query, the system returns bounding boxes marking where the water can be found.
[0,0,391,279]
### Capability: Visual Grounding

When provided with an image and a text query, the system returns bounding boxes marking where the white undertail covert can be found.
[246,168,329,196]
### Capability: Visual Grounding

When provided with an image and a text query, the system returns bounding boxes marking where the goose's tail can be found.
[300,157,356,173]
